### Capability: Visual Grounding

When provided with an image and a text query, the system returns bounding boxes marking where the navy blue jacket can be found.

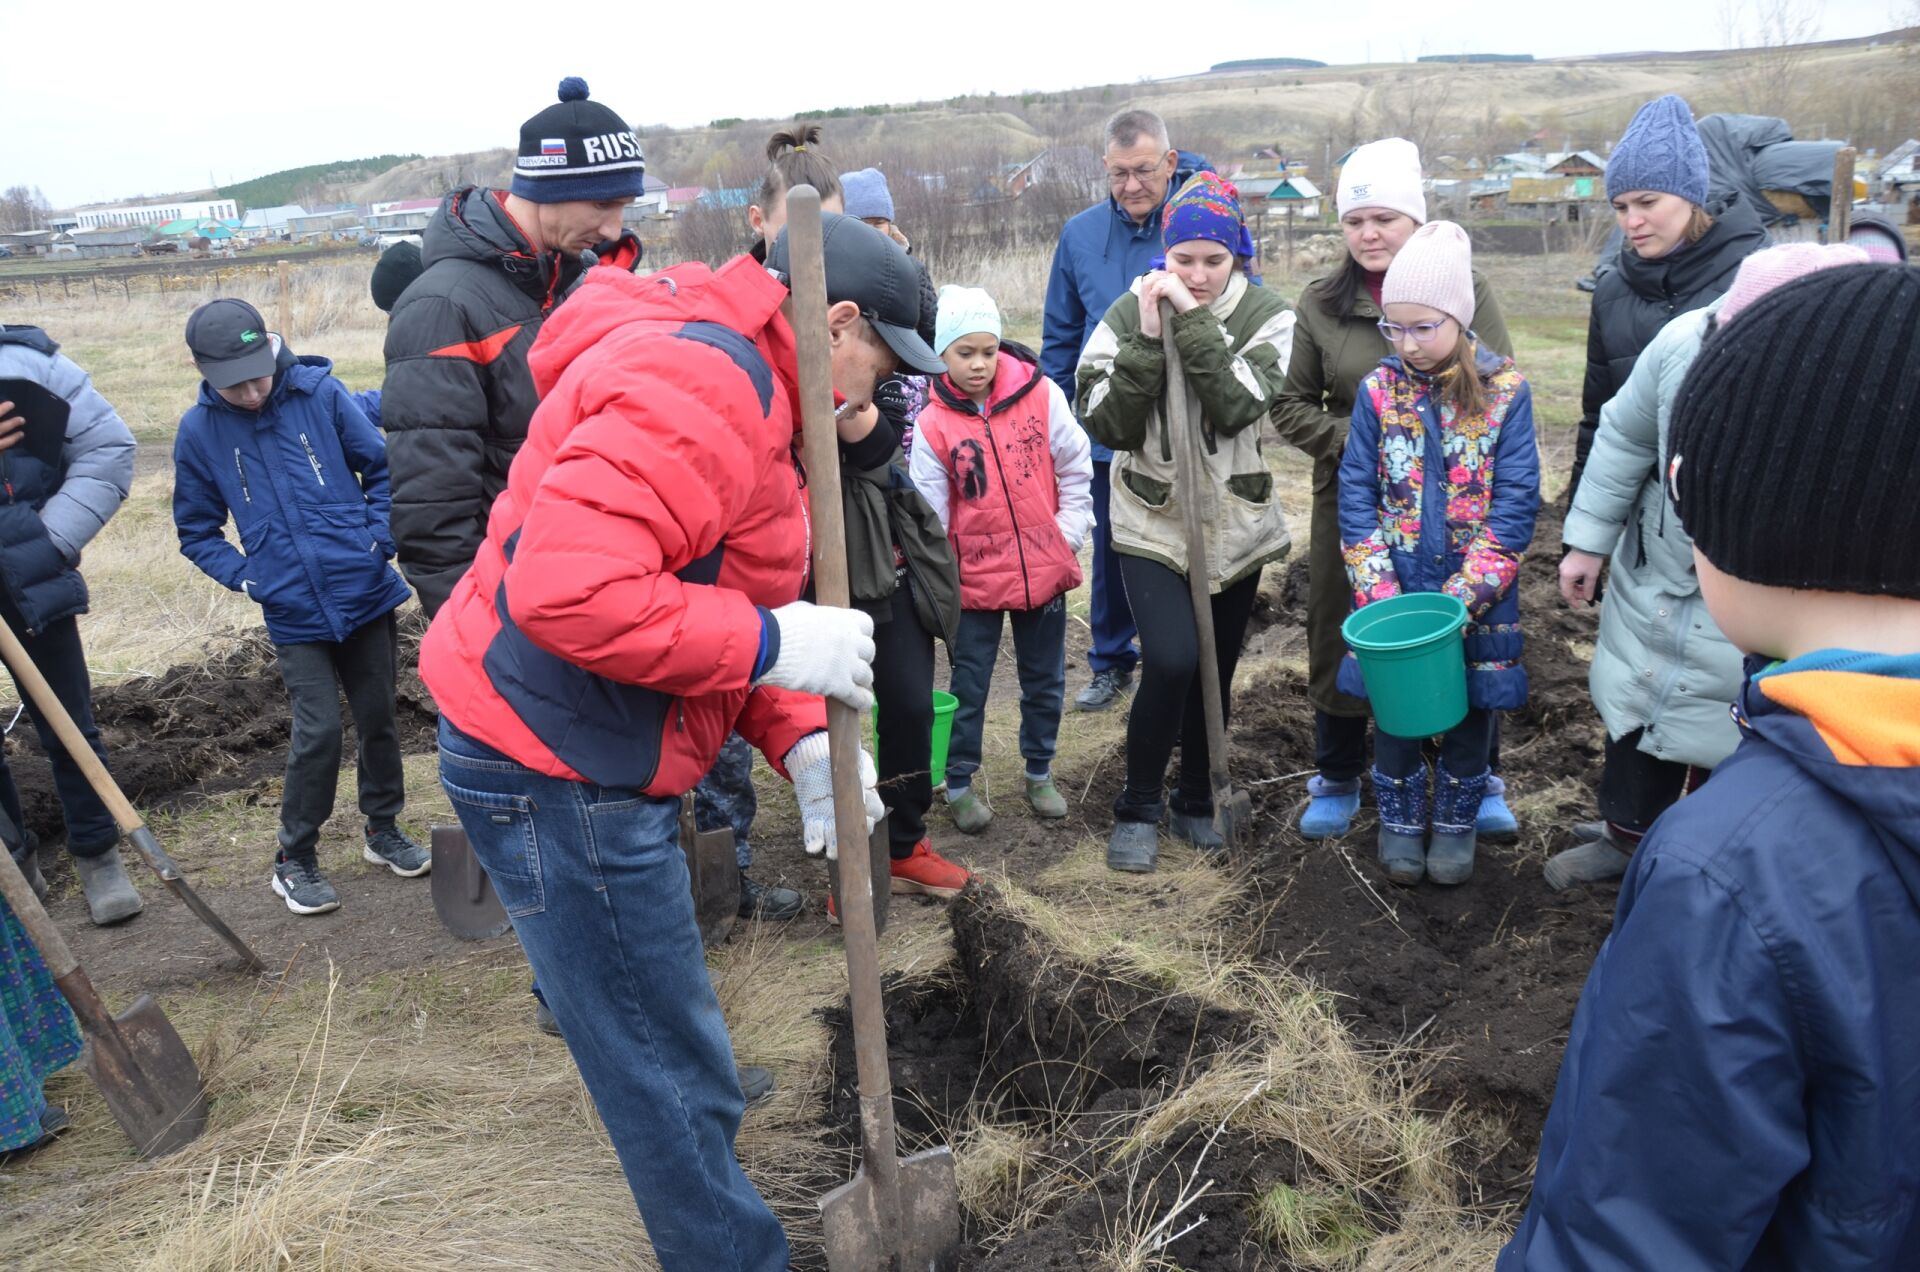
[1502,649,1920,1270]
[0,326,135,634]
[172,355,411,645]
[1040,150,1212,461]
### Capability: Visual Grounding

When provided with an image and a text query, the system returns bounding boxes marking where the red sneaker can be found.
[888,839,971,899]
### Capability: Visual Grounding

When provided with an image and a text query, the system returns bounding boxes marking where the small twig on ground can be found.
[1245,768,1317,788]
[1405,1013,1439,1046]
[1335,842,1414,941]
[1139,1078,1268,1256]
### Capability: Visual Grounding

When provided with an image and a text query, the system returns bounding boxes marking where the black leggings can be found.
[871,581,937,858]
[1115,556,1261,823]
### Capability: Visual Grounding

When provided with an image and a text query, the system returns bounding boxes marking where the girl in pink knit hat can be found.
[1336,221,1542,887]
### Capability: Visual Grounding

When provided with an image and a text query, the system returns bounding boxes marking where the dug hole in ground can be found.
[0,252,1610,1271]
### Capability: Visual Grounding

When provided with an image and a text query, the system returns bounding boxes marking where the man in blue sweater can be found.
[1041,109,1211,711]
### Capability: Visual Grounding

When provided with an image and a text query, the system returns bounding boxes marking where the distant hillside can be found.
[225,155,420,210]
[343,28,1919,203]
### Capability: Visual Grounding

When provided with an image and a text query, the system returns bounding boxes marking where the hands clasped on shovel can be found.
[758,599,887,861]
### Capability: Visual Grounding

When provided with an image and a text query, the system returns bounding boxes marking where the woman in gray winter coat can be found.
[1552,243,1869,888]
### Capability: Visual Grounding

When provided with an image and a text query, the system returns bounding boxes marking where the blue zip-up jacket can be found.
[1040,150,1213,461]
[0,326,135,634]
[172,355,412,645]
[1502,649,1920,1270]
[1336,345,1539,710]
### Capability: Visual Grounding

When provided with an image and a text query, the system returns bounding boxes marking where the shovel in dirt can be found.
[429,825,512,941]
[0,844,210,1158]
[679,794,743,948]
[433,803,741,947]
[0,619,266,974]
[1161,301,1255,848]
[786,187,961,1271]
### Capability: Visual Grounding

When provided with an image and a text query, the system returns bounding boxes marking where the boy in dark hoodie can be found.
[1501,263,1920,1269]
[173,299,423,916]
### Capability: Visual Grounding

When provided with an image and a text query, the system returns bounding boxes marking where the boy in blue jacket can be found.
[1502,263,1920,1269]
[173,299,423,916]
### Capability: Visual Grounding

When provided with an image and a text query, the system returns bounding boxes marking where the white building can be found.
[73,197,239,229]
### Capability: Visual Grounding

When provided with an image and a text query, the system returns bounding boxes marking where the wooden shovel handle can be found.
[0,617,142,834]
[1160,302,1234,789]
[0,828,125,1048]
[782,188,907,1215]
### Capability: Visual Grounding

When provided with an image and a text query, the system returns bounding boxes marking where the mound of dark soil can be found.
[8,617,438,852]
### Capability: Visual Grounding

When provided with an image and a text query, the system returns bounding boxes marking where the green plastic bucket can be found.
[872,691,960,780]
[1341,592,1471,738]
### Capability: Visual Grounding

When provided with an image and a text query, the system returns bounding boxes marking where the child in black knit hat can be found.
[1502,262,1920,1270]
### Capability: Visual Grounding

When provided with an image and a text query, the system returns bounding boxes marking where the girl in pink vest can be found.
[910,287,1094,832]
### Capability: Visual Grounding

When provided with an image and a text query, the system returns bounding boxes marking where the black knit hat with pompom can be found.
[1670,264,1920,598]
[510,77,645,205]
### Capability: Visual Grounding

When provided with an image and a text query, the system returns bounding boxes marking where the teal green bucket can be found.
[872,691,960,780]
[1341,592,1471,738]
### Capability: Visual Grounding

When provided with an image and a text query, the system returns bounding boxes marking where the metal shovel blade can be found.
[681,795,741,948]
[1217,786,1255,849]
[80,991,210,1159]
[821,1146,961,1272]
[826,814,893,938]
[429,825,512,940]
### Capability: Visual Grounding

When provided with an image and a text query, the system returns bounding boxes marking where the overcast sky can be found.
[7,1,1902,207]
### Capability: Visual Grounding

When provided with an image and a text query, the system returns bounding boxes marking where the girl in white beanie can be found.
[1334,222,1541,888]
[1279,140,1521,845]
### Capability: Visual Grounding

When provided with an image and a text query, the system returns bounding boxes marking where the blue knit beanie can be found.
[510,78,646,205]
[840,168,895,222]
[1606,94,1709,206]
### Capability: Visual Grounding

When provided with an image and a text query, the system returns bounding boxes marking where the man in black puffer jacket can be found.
[381,77,644,616]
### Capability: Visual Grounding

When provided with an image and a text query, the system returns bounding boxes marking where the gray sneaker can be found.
[1074,668,1132,712]
[272,854,341,915]
[364,825,431,877]
[1544,828,1631,891]
[946,788,994,834]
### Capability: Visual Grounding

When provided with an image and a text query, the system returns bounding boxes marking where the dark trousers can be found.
[273,611,405,864]
[1087,460,1139,675]
[1599,727,1705,843]
[946,597,1068,789]
[872,584,936,858]
[0,608,118,861]
[1317,705,1503,783]
[1375,708,1495,779]
[1115,557,1261,822]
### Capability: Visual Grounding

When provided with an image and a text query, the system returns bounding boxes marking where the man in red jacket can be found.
[420,213,941,1270]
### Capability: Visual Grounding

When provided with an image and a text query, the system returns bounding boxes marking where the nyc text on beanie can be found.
[1337,138,1427,225]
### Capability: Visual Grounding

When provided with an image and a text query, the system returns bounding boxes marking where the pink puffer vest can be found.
[914,349,1081,611]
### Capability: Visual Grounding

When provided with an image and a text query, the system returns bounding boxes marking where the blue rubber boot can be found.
[1299,775,1361,839]
[1476,774,1519,841]
[1428,764,1489,886]
[1370,766,1430,886]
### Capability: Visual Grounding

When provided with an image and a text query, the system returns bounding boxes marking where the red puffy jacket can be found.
[419,256,825,792]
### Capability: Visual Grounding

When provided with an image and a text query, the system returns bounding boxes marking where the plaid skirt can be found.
[0,892,82,1151]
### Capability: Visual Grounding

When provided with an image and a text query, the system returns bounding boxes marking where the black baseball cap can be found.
[767,213,944,374]
[186,298,276,388]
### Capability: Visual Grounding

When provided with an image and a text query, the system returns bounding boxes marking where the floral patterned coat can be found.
[1336,345,1540,710]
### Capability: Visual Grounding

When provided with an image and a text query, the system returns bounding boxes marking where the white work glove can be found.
[785,731,885,860]
[757,601,876,711]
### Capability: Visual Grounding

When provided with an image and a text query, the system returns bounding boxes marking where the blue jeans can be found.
[1087,460,1139,675]
[437,720,787,1272]
[945,597,1067,788]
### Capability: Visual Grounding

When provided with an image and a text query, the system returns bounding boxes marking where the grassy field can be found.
[0,248,1596,1270]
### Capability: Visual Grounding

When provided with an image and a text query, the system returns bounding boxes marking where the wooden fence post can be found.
[277,262,291,338]
[1830,148,1856,242]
